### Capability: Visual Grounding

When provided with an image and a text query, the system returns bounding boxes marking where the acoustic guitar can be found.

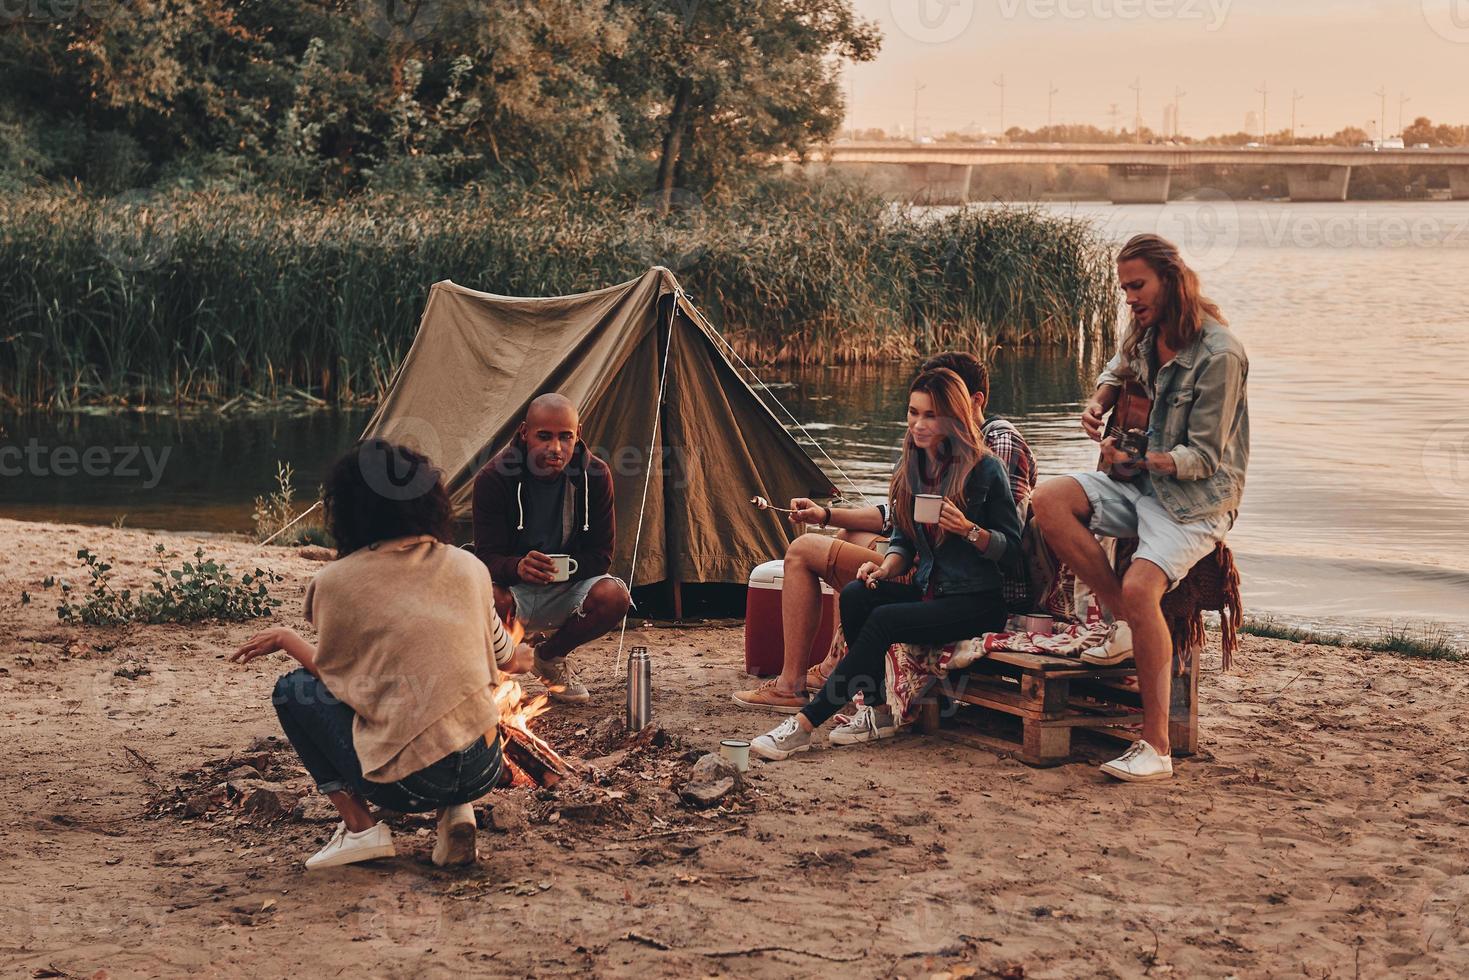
[1097,379,1152,481]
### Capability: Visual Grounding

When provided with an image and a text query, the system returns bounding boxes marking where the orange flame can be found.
[492,678,570,777]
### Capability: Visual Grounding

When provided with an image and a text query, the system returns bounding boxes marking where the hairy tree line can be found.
[0,0,880,197]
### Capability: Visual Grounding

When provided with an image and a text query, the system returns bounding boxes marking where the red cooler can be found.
[744,559,836,676]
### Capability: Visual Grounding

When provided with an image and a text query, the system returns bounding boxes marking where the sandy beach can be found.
[1,516,1467,978]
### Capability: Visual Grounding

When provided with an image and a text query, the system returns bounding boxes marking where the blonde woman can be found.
[1032,233,1249,783]
[751,368,1023,760]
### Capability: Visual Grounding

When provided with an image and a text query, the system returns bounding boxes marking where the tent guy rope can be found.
[675,286,870,505]
[610,293,679,672]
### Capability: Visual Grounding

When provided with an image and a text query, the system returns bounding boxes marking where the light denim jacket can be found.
[1096,317,1250,523]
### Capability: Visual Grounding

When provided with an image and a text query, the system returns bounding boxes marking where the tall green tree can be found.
[610,0,879,208]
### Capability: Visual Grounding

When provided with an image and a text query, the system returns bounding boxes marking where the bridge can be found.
[805,142,1469,203]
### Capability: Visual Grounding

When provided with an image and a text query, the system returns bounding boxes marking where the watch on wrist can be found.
[966,523,982,544]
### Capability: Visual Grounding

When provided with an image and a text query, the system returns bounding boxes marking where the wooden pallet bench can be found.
[914,646,1200,767]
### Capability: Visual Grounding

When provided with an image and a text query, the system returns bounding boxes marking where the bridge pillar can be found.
[1286,165,1353,202]
[904,163,973,204]
[1107,165,1171,204]
[1450,167,1469,200]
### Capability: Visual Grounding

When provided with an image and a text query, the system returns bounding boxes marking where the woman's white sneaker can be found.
[750,716,813,761]
[828,704,898,746]
[432,803,480,867]
[1080,620,1134,666]
[1100,739,1173,782]
[305,820,396,870]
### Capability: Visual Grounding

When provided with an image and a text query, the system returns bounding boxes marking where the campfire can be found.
[494,621,573,788]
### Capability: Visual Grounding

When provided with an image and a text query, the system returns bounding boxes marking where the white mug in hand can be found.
[914,493,944,525]
[546,554,579,583]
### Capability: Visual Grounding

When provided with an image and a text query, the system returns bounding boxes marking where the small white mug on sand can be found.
[546,554,579,583]
[913,493,944,525]
[719,739,751,772]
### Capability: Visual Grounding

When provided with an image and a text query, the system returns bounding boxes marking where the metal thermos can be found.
[626,646,652,731]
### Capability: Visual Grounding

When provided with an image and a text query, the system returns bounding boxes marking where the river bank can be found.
[3,517,1468,978]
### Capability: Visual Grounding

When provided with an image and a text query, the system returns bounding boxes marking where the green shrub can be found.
[252,461,329,546]
[47,546,283,625]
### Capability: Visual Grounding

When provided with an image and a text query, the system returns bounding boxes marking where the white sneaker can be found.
[533,653,590,703]
[750,716,813,761]
[1100,739,1173,782]
[1080,620,1134,666]
[431,803,479,867]
[828,704,899,746]
[304,820,396,870]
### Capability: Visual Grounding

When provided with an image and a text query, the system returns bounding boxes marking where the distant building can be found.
[1245,110,1260,136]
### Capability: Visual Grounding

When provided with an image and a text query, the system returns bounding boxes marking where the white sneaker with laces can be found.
[1081,620,1134,666]
[1100,739,1173,782]
[432,803,479,867]
[533,653,591,703]
[750,715,813,761]
[304,820,396,870]
[828,704,899,746]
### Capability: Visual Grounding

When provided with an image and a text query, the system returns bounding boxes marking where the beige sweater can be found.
[304,535,513,783]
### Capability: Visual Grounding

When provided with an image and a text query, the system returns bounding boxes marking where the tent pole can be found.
[672,580,684,622]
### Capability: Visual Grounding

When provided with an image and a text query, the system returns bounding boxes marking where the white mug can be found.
[546,554,579,583]
[719,739,751,773]
[913,493,944,525]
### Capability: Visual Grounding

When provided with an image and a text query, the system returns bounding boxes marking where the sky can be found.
[845,0,1469,138]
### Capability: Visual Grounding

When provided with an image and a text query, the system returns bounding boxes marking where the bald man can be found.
[472,394,630,703]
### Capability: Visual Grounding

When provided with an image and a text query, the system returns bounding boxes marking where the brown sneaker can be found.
[732,678,806,714]
[804,661,834,694]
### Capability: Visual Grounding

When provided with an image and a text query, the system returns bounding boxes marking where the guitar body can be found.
[1098,380,1153,481]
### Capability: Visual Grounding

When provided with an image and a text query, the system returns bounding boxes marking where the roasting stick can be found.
[749,495,799,515]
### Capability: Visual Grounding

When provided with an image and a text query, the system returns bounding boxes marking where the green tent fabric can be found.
[361,267,835,588]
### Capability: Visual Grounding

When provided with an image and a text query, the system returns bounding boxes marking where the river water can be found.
[4,201,1467,643]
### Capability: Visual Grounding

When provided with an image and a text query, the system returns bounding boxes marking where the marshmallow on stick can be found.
[749,495,799,514]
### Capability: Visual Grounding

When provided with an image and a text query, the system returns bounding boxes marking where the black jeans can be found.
[272,667,504,813]
[802,581,1008,728]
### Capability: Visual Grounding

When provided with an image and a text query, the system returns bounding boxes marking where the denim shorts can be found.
[1068,471,1233,586]
[510,574,629,631]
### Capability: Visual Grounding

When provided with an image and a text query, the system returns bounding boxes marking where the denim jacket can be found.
[885,454,1023,597]
[1097,317,1250,523]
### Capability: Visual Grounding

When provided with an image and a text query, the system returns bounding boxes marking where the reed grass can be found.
[0,178,1118,408]
[1242,616,1463,661]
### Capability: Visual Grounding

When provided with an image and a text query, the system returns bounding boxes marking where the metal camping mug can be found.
[626,646,652,732]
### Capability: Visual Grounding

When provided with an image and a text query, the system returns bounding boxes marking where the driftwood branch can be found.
[700,945,865,962]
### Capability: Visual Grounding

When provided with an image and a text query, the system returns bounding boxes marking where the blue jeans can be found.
[272,668,503,812]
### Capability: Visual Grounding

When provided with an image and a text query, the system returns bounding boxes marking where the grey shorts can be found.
[1068,471,1233,586]
[509,574,630,631]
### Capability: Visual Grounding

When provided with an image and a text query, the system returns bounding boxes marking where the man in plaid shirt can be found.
[733,351,1038,714]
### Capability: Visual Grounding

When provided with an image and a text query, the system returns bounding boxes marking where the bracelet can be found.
[820,506,832,528]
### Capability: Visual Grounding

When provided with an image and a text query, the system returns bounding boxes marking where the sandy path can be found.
[0,517,1466,979]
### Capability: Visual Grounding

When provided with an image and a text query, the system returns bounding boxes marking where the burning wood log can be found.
[501,725,566,788]
[493,678,572,789]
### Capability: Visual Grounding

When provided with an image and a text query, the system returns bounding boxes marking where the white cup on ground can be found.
[913,493,944,525]
[719,739,750,772]
[546,554,579,583]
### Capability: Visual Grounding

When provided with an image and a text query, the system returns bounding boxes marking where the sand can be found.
[1,516,1467,979]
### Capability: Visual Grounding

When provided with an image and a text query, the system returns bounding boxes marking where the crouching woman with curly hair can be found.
[232,440,534,870]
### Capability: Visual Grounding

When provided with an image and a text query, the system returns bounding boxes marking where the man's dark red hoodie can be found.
[472,436,616,586]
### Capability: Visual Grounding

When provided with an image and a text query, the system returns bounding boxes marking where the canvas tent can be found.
[361,267,836,595]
